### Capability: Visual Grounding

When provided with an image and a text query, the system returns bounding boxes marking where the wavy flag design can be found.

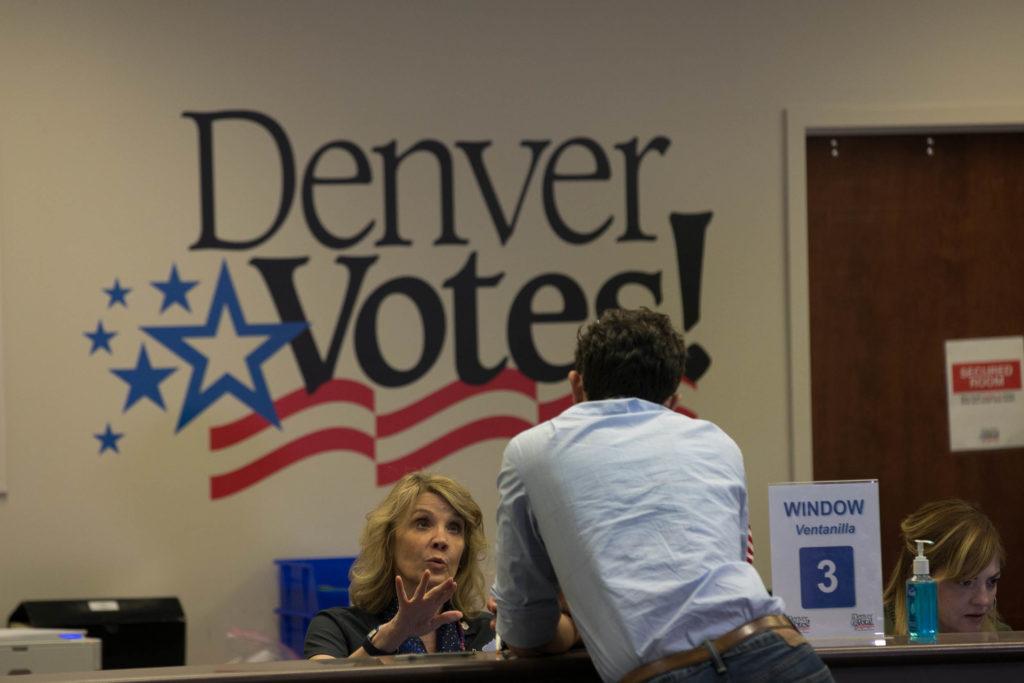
[208,369,699,500]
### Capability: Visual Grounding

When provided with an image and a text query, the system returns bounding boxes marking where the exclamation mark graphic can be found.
[670,212,711,383]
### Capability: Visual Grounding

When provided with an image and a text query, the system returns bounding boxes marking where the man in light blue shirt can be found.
[493,308,831,683]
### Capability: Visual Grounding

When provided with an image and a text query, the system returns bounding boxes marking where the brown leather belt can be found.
[620,614,806,683]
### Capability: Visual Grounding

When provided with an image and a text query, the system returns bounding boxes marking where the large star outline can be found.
[142,263,307,432]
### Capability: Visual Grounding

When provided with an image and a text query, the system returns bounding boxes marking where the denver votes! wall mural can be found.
[84,110,714,499]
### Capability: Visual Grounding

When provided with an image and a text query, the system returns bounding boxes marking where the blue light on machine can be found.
[59,633,84,639]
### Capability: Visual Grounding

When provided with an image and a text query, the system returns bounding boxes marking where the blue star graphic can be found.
[104,278,131,307]
[84,321,117,354]
[111,345,176,411]
[142,262,307,432]
[95,423,124,454]
[152,264,199,313]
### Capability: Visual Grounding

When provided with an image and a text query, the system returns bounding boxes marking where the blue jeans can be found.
[646,631,833,683]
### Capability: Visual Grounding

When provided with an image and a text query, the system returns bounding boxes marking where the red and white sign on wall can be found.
[945,336,1024,451]
[951,360,1022,393]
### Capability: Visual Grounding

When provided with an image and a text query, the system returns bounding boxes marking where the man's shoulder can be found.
[505,400,741,462]
[694,417,740,443]
[505,418,556,456]
[666,411,741,451]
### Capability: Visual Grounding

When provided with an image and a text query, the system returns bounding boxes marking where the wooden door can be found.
[807,132,1024,629]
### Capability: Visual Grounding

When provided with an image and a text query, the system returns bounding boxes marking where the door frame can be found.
[784,104,1024,481]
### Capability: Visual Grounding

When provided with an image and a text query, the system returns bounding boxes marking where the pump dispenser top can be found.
[913,539,934,575]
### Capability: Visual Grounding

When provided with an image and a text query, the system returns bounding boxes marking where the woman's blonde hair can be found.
[347,472,486,615]
[883,498,1005,635]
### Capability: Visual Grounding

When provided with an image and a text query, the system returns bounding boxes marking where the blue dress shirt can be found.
[493,398,784,682]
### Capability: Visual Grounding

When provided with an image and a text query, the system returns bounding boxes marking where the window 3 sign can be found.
[769,480,882,639]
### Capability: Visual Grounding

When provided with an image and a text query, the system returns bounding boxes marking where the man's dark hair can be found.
[574,307,687,403]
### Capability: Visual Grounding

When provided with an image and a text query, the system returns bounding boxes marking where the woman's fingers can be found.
[423,576,456,603]
[429,609,463,630]
[413,570,431,601]
[396,573,456,621]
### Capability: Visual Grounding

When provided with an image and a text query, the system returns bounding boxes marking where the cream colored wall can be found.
[1,0,1023,665]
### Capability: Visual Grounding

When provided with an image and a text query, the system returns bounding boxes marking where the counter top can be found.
[11,631,1024,682]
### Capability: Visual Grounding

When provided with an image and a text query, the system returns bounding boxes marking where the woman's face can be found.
[393,492,466,591]
[938,557,1001,632]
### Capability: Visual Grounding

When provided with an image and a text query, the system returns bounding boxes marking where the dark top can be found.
[304,605,495,658]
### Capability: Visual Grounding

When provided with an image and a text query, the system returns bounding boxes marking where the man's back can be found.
[494,397,783,682]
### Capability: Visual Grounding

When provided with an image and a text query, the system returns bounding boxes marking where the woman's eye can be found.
[447,523,464,534]
[960,579,975,588]
[415,518,431,529]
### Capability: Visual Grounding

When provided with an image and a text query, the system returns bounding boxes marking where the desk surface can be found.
[12,632,1024,682]
[815,630,1024,661]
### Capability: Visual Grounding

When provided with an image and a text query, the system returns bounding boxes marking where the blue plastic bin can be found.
[275,556,355,655]
[277,612,312,658]
[275,557,355,615]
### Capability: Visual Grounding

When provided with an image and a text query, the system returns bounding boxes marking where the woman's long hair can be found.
[883,499,1005,634]
[347,472,486,615]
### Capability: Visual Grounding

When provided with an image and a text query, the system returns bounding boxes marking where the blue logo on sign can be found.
[799,545,855,609]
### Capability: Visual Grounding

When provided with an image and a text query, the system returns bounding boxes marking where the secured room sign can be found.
[945,336,1024,451]
[769,480,883,639]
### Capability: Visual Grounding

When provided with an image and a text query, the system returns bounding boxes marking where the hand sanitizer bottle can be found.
[907,539,938,642]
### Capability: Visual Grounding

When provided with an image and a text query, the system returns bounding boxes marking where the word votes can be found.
[249,251,684,390]
[183,110,671,250]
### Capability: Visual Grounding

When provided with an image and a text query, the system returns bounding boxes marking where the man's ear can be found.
[568,370,587,404]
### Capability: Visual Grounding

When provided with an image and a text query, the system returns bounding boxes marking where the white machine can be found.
[0,627,102,675]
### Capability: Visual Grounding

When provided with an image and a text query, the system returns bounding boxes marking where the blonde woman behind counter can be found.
[883,498,1009,635]
[304,473,494,658]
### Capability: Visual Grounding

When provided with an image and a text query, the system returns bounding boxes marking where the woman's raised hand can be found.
[385,571,462,645]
